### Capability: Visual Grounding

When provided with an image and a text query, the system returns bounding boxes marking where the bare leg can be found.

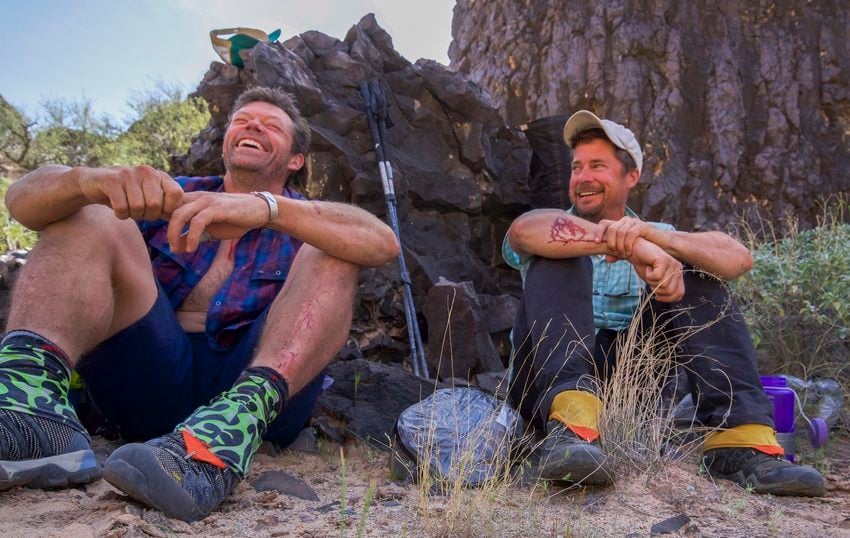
[251,244,360,394]
[5,205,158,360]
[1,206,156,490]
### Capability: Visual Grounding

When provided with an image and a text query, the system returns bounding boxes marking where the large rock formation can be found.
[450,0,850,231]
[171,15,531,376]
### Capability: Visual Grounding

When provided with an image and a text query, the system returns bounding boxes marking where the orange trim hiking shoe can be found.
[102,430,239,522]
[538,420,613,485]
[102,367,288,522]
[702,447,826,497]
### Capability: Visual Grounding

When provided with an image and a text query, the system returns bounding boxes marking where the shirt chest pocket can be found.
[594,259,641,298]
[250,261,291,284]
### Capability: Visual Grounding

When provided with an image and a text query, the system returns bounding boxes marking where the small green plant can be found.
[355,480,376,538]
[353,371,361,403]
[724,497,749,516]
[363,443,375,464]
[338,446,347,537]
[768,508,784,537]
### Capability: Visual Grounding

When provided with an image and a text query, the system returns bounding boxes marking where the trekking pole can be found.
[360,79,430,380]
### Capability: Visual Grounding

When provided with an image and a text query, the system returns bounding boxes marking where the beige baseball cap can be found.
[563,110,643,174]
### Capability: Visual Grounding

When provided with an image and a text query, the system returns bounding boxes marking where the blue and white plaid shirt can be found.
[502,208,675,332]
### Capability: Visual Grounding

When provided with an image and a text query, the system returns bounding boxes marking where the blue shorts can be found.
[76,286,324,446]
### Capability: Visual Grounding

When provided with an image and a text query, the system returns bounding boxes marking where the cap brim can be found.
[563,110,605,145]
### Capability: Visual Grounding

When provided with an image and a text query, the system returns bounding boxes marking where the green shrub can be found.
[733,199,850,385]
[1,85,209,174]
[0,176,37,251]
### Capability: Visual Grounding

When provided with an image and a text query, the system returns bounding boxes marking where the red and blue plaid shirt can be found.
[138,176,304,350]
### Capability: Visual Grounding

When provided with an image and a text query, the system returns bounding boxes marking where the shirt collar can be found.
[565,206,641,219]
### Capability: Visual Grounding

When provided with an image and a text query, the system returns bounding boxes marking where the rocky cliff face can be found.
[171,15,530,376]
[450,0,850,230]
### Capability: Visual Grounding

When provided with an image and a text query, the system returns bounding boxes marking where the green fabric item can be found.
[227,29,281,67]
[178,367,288,477]
[0,344,86,435]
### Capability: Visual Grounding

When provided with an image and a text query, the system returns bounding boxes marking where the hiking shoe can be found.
[538,420,612,485]
[102,431,238,522]
[702,447,826,496]
[0,409,100,491]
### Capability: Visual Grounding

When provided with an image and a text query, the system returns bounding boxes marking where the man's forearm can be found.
[653,230,753,280]
[269,197,399,267]
[507,209,609,259]
[6,165,90,230]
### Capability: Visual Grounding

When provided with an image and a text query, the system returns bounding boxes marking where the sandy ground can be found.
[1,434,849,537]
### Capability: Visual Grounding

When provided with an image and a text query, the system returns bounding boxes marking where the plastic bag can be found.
[783,375,845,429]
[392,388,523,486]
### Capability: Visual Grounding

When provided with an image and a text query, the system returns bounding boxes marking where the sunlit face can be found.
[568,138,639,223]
[222,101,304,182]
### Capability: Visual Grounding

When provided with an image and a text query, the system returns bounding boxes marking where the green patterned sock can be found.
[0,331,85,435]
[178,366,289,477]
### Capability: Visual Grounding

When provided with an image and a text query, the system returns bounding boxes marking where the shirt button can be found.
[275,270,282,275]
[215,301,222,306]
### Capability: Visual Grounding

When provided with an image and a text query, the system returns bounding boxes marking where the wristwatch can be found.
[250,191,279,223]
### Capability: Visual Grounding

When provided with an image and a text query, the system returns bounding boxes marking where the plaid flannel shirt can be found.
[138,176,304,350]
[502,207,676,332]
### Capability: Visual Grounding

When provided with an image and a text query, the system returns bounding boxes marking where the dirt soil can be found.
[1,434,849,537]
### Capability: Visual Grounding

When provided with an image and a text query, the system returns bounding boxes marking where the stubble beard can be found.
[223,149,287,191]
[569,195,603,224]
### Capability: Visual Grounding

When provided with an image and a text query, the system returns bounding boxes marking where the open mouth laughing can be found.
[235,138,267,151]
[576,189,602,199]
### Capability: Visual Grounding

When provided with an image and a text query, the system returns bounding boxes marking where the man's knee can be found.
[526,256,593,289]
[522,256,594,314]
[291,245,360,293]
[680,265,730,298]
[36,205,145,253]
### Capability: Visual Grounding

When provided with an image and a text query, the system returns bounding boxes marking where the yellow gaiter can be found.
[548,390,603,442]
[703,424,785,456]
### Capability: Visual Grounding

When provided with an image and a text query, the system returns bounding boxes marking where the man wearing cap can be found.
[502,110,826,495]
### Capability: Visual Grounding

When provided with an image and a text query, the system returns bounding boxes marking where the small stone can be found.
[376,483,407,500]
[257,440,280,456]
[650,514,691,535]
[314,417,345,444]
[315,500,340,514]
[251,470,320,501]
[287,427,318,453]
[476,371,508,397]
[124,504,143,517]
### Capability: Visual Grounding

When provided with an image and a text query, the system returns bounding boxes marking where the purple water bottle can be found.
[761,375,796,461]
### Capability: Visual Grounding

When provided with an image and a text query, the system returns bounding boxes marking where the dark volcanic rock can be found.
[314,359,446,448]
[423,277,503,379]
[450,0,850,231]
